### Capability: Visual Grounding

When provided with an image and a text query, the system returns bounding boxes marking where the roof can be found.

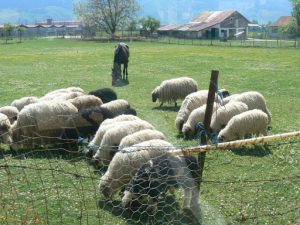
[189,10,250,32]
[157,10,250,33]
[269,16,292,27]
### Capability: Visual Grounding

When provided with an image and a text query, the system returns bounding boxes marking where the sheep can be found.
[68,95,103,111]
[182,102,219,138]
[0,113,12,144]
[210,101,249,133]
[11,100,78,150]
[88,115,141,153]
[11,96,39,111]
[99,99,134,117]
[151,77,198,107]
[40,91,85,102]
[221,94,240,105]
[0,106,19,123]
[88,88,117,103]
[99,139,174,199]
[175,90,210,133]
[122,154,200,214]
[43,87,84,97]
[93,120,155,166]
[218,109,268,142]
[118,129,166,150]
[226,91,272,123]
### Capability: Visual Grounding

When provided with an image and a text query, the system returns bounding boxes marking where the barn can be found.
[158,10,250,40]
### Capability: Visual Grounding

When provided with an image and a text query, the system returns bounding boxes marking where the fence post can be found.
[198,70,219,190]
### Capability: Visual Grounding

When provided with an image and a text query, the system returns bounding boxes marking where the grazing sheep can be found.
[0,106,19,123]
[99,139,174,199]
[175,90,209,133]
[122,154,200,214]
[151,77,198,107]
[69,95,103,111]
[43,87,84,97]
[0,113,12,144]
[89,88,117,103]
[11,100,78,150]
[210,101,249,133]
[218,109,268,142]
[88,115,141,153]
[100,99,135,117]
[93,120,155,166]
[227,91,272,123]
[221,94,240,105]
[40,91,85,102]
[118,129,166,150]
[11,96,39,111]
[182,103,219,138]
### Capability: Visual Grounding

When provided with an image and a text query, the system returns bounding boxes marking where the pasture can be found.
[0,39,299,225]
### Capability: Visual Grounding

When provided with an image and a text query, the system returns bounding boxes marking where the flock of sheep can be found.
[0,76,272,213]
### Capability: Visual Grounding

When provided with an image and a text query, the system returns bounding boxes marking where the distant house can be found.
[157,10,250,40]
[268,16,292,37]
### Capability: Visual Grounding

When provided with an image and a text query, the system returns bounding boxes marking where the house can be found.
[157,10,250,40]
[268,16,292,37]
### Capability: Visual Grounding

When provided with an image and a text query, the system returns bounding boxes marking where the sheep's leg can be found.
[159,102,163,107]
[174,101,177,107]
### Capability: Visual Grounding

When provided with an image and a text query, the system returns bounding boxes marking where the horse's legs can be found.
[124,63,128,80]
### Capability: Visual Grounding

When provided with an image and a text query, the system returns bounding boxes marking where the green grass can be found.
[0,39,300,224]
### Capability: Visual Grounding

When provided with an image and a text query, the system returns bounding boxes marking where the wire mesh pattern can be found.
[0,135,299,225]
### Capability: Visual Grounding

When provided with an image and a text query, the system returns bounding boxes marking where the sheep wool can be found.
[93,120,155,166]
[11,96,39,111]
[0,113,12,144]
[152,77,198,107]
[175,90,209,132]
[228,91,272,123]
[100,99,130,117]
[0,106,19,123]
[99,139,174,199]
[88,115,141,152]
[218,109,268,142]
[210,101,248,132]
[118,129,166,150]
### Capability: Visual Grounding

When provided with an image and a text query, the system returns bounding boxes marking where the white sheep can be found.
[175,90,209,132]
[0,106,19,124]
[11,96,39,111]
[88,114,141,152]
[43,87,85,97]
[210,101,249,132]
[182,102,219,138]
[151,77,198,107]
[218,109,268,142]
[93,120,155,166]
[99,139,174,199]
[100,99,136,117]
[227,91,272,123]
[11,100,78,150]
[118,129,166,150]
[40,91,85,102]
[0,113,12,144]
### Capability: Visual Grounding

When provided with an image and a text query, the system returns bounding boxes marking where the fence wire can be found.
[0,135,299,225]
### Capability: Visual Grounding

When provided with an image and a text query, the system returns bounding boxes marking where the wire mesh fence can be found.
[1,135,299,225]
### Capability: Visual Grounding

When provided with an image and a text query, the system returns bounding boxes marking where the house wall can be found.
[219,12,249,39]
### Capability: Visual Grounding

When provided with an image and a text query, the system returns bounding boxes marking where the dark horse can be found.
[112,42,130,85]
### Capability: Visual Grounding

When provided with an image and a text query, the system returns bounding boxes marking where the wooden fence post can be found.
[198,70,219,189]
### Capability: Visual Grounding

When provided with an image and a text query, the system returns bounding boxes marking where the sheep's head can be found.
[175,118,184,133]
[99,175,112,199]
[151,87,159,103]
[182,124,193,139]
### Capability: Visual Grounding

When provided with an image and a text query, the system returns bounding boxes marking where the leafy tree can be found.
[127,19,138,36]
[139,16,160,36]
[74,0,140,39]
[17,26,25,43]
[3,23,14,44]
[290,0,300,36]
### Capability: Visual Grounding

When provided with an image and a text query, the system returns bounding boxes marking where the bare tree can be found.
[74,0,139,39]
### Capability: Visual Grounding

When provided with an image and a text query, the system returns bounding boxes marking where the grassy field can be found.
[0,38,299,225]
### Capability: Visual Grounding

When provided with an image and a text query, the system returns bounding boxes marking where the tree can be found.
[74,0,140,39]
[126,19,138,36]
[139,16,160,36]
[3,23,14,44]
[290,0,300,37]
[17,26,25,43]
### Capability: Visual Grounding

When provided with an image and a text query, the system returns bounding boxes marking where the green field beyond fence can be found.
[0,39,299,224]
